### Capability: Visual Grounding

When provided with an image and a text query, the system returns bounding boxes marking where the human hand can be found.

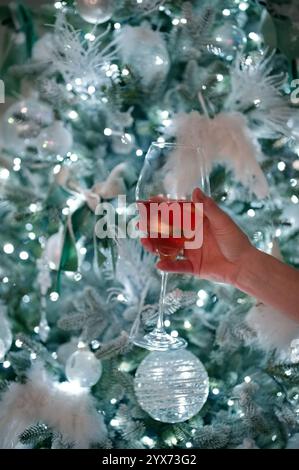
[141,187,254,285]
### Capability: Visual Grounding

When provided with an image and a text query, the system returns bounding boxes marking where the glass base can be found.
[133,328,187,352]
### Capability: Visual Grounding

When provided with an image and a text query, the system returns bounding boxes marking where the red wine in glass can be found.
[137,197,197,260]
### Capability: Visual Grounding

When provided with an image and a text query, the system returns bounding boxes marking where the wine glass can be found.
[133,142,210,351]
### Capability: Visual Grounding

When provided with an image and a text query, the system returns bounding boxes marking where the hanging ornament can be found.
[1,98,54,154]
[208,24,247,61]
[134,349,209,423]
[76,0,114,24]
[45,229,64,271]
[0,304,13,362]
[116,24,170,89]
[65,349,103,388]
[36,121,73,159]
[111,133,135,155]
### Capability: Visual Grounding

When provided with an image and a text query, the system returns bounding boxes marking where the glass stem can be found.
[157,272,168,331]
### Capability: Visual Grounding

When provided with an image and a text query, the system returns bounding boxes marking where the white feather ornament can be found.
[245,239,299,357]
[165,111,269,199]
[246,303,299,356]
[0,362,107,449]
[225,51,295,139]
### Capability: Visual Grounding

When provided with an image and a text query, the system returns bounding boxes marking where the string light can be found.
[3,243,14,254]
[84,33,95,42]
[184,320,192,330]
[19,251,29,260]
[15,339,23,348]
[212,387,220,395]
[248,32,260,42]
[0,168,10,179]
[277,161,286,171]
[136,149,143,157]
[104,128,112,136]
[122,69,130,76]
[171,330,179,338]
[114,23,121,30]
[227,399,234,406]
[110,418,120,427]
[216,74,224,82]
[222,9,231,16]
[186,442,193,448]
[239,2,249,11]
[244,376,251,383]
[247,209,255,217]
[68,110,79,120]
[291,195,298,204]
[110,398,117,405]
[3,360,11,369]
[164,319,171,327]
[50,292,59,302]
[172,18,180,26]
[141,436,155,447]
[2,277,9,283]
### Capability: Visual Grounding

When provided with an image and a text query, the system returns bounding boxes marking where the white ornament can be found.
[0,362,107,448]
[165,111,269,199]
[134,349,209,423]
[116,24,170,89]
[37,121,73,159]
[0,306,12,362]
[1,99,54,154]
[45,230,64,271]
[209,24,247,61]
[246,303,299,356]
[76,0,114,24]
[66,350,102,388]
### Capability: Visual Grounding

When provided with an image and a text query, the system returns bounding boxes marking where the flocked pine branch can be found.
[19,423,53,447]
[58,287,109,342]
[95,331,129,360]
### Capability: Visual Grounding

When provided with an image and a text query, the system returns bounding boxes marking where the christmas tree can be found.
[0,0,299,450]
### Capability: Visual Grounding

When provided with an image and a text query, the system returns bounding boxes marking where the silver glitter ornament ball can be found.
[76,0,114,24]
[134,349,209,423]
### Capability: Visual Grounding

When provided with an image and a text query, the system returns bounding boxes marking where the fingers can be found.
[156,258,193,274]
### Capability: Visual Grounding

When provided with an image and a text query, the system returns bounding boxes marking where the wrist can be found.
[234,246,266,292]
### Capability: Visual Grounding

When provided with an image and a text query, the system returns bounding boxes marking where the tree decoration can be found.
[76,0,115,25]
[65,348,103,388]
[225,51,297,138]
[165,111,269,199]
[36,121,73,159]
[0,362,107,448]
[1,98,54,154]
[115,23,170,89]
[209,24,247,61]
[134,349,209,423]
